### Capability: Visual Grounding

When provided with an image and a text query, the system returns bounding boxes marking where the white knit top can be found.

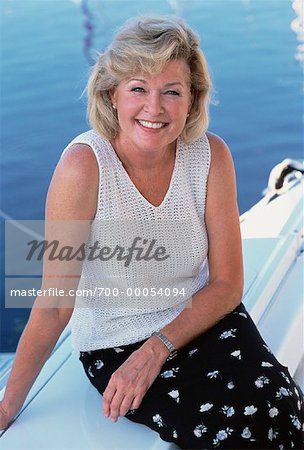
[61,129,211,351]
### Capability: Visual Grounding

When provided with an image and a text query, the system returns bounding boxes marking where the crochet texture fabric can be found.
[60,129,211,350]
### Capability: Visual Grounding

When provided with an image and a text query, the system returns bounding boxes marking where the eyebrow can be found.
[126,78,185,87]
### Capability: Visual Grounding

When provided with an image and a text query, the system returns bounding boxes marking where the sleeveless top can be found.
[60,129,211,351]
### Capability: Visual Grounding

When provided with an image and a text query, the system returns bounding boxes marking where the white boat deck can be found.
[0,177,303,449]
[0,343,177,450]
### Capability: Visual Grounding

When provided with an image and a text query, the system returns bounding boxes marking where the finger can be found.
[130,394,143,411]
[109,390,126,422]
[102,384,116,418]
[119,394,135,416]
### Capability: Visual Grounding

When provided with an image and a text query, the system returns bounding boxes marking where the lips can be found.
[136,119,168,129]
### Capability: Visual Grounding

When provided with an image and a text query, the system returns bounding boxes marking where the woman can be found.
[0,15,303,449]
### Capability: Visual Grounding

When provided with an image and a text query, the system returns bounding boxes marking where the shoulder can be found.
[204,131,237,204]
[206,131,233,164]
[205,131,236,179]
[60,142,99,176]
[60,128,104,169]
[46,142,99,220]
[205,131,228,149]
[56,142,99,196]
[204,131,238,222]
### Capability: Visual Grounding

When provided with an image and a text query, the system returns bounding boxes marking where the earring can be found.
[112,104,117,109]
[187,113,190,117]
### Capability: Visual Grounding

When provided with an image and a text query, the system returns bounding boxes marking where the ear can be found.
[109,88,117,106]
[190,90,194,108]
[188,91,194,115]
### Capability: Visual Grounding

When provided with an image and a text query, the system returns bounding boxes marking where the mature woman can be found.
[0,15,303,449]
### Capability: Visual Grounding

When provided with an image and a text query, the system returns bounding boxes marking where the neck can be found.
[110,137,177,173]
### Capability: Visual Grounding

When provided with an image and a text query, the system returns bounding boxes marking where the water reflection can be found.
[81,0,95,66]
[291,0,304,66]
[79,0,116,66]
[166,0,182,15]
[166,0,195,15]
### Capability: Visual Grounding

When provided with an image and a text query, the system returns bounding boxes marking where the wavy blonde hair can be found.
[87,15,212,144]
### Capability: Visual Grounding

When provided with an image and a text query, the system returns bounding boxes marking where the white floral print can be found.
[207,370,220,379]
[233,311,247,318]
[94,359,104,369]
[269,407,279,418]
[261,361,273,367]
[80,304,304,449]
[241,427,252,439]
[87,365,94,377]
[275,387,292,399]
[294,386,300,397]
[216,430,228,440]
[280,371,291,384]
[193,423,207,437]
[268,428,278,441]
[244,405,257,415]
[152,414,164,427]
[213,428,233,447]
[160,368,179,378]
[297,400,301,411]
[263,344,273,354]
[168,390,180,403]
[219,329,237,339]
[230,350,241,360]
[199,403,213,412]
[255,375,270,388]
[188,348,198,357]
[221,405,235,417]
[290,415,301,430]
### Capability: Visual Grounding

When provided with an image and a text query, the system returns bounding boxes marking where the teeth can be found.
[138,120,166,129]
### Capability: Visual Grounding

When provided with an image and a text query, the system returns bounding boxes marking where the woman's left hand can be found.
[102,340,169,422]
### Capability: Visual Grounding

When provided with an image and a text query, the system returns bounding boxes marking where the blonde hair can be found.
[87,15,212,144]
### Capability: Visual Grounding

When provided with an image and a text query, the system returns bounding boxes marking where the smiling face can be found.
[110,59,193,155]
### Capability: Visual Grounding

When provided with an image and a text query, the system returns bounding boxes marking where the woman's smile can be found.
[135,119,168,130]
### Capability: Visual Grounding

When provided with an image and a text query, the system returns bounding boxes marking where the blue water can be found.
[0,0,302,352]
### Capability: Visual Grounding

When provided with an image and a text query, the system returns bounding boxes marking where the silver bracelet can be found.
[151,331,177,359]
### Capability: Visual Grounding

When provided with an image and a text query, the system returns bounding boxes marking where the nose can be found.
[143,92,164,116]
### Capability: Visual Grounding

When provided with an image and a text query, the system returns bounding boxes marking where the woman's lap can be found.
[79,304,304,449]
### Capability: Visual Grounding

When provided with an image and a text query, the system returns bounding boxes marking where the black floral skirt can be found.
[79,304,304,449]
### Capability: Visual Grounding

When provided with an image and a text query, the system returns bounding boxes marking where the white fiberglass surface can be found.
[0,352,178,449]
[241,180,303,239]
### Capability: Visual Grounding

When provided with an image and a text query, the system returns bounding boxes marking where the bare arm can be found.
[156,132,244,349]
[102,133,244,422]
[0,144,99,430]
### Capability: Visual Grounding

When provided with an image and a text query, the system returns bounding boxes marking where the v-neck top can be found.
[105,138,180,209]
[61,129,211,351]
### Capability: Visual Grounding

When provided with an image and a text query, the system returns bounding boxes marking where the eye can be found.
[130,87,145,93]
[165,90,180,96]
